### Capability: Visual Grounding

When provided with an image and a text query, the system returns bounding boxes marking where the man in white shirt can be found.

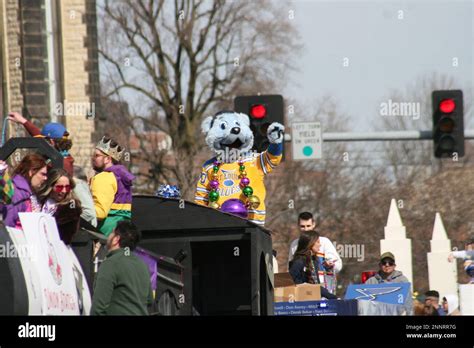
[288,212,342,274]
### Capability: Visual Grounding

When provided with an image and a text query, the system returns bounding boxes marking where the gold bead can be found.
[209,202,220,209]
[247,195,261,209]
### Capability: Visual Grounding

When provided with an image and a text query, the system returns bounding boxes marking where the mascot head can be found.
[201,110,254,158]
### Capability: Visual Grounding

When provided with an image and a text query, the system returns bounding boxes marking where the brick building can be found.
[0,0,101,169]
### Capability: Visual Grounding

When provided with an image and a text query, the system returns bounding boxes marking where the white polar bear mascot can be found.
[194,110,284,226]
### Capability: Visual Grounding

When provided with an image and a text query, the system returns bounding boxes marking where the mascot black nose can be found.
[231,127,240,135]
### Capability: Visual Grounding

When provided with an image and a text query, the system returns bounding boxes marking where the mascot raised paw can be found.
[194,110,284,226]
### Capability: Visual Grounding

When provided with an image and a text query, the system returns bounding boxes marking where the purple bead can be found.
[220,199,248,219]
[213,160,220,166]
[240,177,250,187]
[209,180,219,189]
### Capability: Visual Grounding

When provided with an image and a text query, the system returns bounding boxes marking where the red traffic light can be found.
[439,99,456,113]
[250,104,267,119]
[432,90,464,158]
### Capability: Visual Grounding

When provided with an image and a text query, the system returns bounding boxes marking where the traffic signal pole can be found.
[233,93,471,157]
[284,130,474,142]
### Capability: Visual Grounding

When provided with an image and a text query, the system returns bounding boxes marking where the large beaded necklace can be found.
[207,159,260,211]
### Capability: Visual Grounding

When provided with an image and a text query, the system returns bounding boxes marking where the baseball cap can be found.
[41,123,67,139]
[380,252,395,262]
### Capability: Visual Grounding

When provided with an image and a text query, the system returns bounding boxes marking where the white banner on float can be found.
[6,225,42,314]
[19,213,80,315]
[66,245,92,315]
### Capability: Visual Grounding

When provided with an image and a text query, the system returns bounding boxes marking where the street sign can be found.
[291,122,322,160]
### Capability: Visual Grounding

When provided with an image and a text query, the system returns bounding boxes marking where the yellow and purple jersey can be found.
[90,164,134,236]
[195,143,282,225]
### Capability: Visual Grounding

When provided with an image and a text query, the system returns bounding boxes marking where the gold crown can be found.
[96,136,125,161]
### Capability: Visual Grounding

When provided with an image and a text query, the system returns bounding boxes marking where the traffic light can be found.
[432,90,464,158]
[234,95,284,153]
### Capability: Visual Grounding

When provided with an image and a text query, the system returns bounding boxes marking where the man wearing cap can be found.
[8,112,74,176]
[91,136,134,236]
[365,252,413,315]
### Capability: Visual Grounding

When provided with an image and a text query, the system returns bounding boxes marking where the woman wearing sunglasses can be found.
[37,168,84,246]
[37,168,78,216]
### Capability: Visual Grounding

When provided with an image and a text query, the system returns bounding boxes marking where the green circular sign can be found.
[303,146,313,157]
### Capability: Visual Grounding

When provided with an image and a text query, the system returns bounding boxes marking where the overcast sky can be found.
[284,0,473,131]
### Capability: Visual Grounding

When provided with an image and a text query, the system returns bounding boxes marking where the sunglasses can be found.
[53,185,71,193]
[381,261,395,266]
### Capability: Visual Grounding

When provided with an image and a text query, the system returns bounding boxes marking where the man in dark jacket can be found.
[91,221,153,315]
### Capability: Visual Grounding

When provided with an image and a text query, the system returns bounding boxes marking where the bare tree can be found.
[98,0,301,197]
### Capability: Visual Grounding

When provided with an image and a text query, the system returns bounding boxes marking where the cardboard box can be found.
[274,272,321,302]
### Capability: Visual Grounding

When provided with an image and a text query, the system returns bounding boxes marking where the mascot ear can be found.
[238,113,250,127]
[201,116,214,134]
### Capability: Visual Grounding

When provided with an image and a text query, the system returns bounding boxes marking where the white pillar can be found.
[427,213,457,299]
[459,284,474,315]
[380,199,413,285]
